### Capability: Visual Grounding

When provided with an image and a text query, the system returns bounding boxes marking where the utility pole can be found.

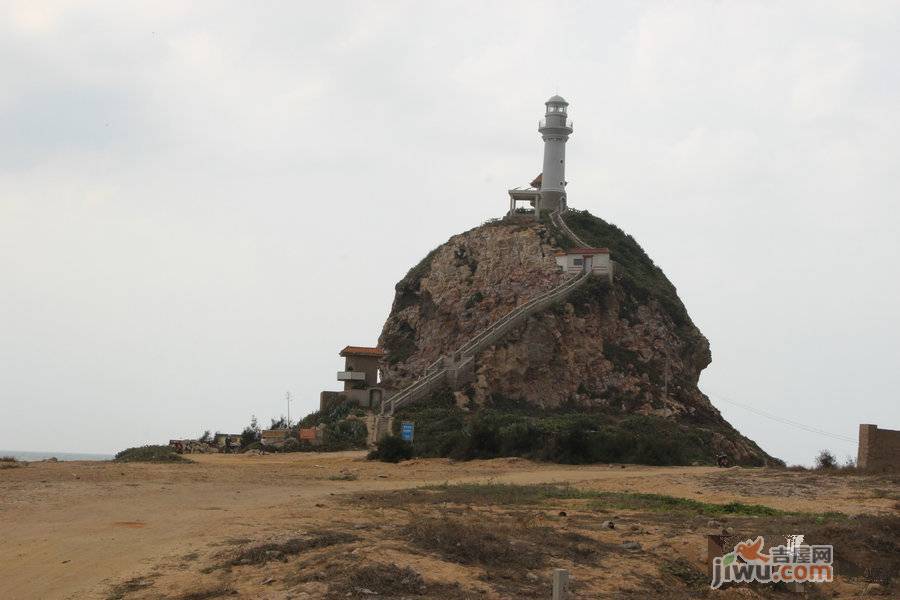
[286,391,292,427]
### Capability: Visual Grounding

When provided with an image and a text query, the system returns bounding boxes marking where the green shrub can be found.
[563,210,692,329]
[389,400,749,466]
[815,449,837,470]
[114,445,188,463]
[368,436,414,463]
[323,419,368,451]
[464,291,484,309]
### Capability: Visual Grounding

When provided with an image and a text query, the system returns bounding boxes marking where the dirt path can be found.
[0,453,894,599]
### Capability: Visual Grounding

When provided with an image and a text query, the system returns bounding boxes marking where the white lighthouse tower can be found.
[537,95,573,214]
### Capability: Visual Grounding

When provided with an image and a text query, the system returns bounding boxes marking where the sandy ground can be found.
[1,452,897,599]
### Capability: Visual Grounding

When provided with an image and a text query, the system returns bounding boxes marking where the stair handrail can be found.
[380,210,594,417]
[550,207,589,248]
[381,269,591,416]
[458,270,586,355]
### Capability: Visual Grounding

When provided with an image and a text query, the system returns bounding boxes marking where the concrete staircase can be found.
[549,207,590,247]
[368,209,596,442]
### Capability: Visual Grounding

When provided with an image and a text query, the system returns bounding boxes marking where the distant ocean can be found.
[0,450,114,462]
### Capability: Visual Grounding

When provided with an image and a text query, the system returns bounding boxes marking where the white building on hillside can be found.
[555,247,613,281]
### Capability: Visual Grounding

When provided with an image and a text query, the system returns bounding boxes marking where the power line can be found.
[707,390,857,445]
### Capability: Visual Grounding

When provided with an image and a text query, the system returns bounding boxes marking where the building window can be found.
[573,258,584,266]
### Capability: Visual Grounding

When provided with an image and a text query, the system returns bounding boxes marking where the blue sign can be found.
[400,421,414,442]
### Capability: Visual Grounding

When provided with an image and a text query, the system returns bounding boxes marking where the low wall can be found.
[857,424,900,472]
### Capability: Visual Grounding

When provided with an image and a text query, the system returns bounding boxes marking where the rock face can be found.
[378,212,776,465]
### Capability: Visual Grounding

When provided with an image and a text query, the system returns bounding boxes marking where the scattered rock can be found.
[261,577,275,585]
[629,524,641,531]
[725,526,734,535]
[526,572,539,582]
[355,587,378,595]
[621,541,641,551]
[600,520,615,529]
[707,520,722,529]
[314,503,325,508]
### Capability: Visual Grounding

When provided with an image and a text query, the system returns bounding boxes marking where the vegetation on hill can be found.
[114,445,188,463]
[548,209,692,328]
[390,387,767,467]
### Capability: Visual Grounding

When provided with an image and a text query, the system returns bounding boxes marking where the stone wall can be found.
[857,424,900,472]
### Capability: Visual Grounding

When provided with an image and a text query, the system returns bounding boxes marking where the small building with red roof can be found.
[320,345,388,412]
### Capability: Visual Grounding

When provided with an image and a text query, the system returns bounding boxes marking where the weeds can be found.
[661,559,706,588]
[173,589,235,600]
[107,576,154,599]
[295,561,471,599]
[403,511,599,567]
[0,456,22,469]
[365,483,792,518]
[225,530,356,568]
[591,492,785,516]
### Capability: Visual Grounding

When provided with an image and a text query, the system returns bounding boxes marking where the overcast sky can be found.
[2,1,898,465]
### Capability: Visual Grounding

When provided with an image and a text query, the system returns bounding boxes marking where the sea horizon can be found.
[1,449,114,462]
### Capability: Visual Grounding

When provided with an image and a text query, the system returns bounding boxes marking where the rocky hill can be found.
[378,210,778,466]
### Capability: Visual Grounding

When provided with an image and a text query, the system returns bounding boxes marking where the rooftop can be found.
[556,247,611,256]
[339,345,385,358]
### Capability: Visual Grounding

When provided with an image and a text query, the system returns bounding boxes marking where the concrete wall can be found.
[343,354,380,389]
[857,424,900,472]
[347,387,386,409]
[555,253,611,274]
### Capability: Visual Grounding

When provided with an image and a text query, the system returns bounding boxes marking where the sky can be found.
[1,1,898,465]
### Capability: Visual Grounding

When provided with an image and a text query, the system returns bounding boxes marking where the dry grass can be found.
[402,510,603,568]
[106,576,155,599]
[172,589,235,600]
[0,456,22,469]
[810,514,900,585]
[317,562,471,599]
[223,530,356,568]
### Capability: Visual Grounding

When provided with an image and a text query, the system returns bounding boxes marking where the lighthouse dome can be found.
[546,95,568,104]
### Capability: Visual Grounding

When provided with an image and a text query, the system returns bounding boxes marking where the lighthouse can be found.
[538,95,573,214]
